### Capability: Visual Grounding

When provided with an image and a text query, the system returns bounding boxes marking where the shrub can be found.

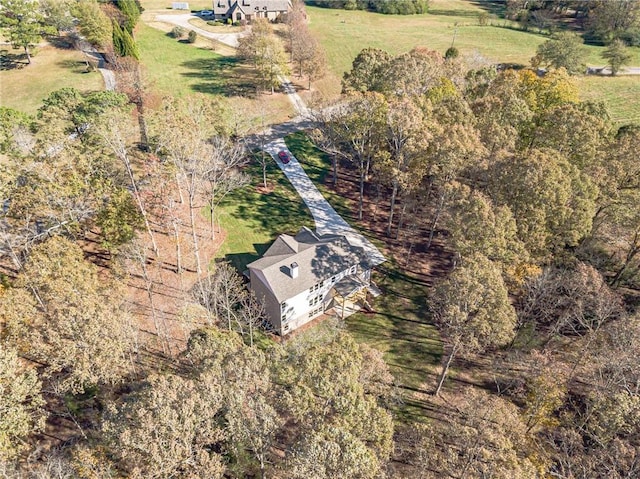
[170,26,186,38]
[232,21,241,26]
[187,30,197,43]
[445,46,459,59]
[478,12,489,26]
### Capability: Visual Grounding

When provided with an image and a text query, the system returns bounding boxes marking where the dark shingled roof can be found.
[213,0,291,16]
[247,227,369,303]
[333,274,366,298]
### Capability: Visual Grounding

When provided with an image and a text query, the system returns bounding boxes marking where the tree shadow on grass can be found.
[224,242,270,273]
[428,8,482,18]
[469,0,506,18]
[0,50,27,71]
[181,56,256,97]
[57,59,91,73]
[47,36,75,49]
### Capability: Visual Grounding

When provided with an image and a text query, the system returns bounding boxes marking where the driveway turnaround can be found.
[155,13,245,47]
[264,138,386,267]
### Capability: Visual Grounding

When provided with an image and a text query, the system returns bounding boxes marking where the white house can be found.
[212,0,291,22]
[247,226,379,335]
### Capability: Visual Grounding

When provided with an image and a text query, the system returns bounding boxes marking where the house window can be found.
[331,276,336,283]
[319,280,325,288]
[350,265,357,274]
[236,12,242,20]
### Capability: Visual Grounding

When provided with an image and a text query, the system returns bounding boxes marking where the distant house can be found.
[247,227,381,335]
[212,0,291,22]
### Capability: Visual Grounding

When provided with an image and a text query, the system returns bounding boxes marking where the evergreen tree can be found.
[116,0,141,33]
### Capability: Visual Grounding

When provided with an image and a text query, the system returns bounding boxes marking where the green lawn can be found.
[137,22,247,98]
[137,22,295,125]
[215,155,315,271]
[284,132,443,422]
[306,1,640,122]
[577,75,640,125]
[0,41,103,114]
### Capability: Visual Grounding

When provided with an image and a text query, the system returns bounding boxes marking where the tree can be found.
[602,39,634,75]
[279,329,394,474]
[0,0,48,64]
[96,106,159,256]
[102,373,226,479]
[320,92,387,221]
[377,97,430,236]
[96,187,144,250]
[72,0,112,48]
[516,262,623,342]
[237,19,289,93]
[532,32,587,75]
[112,19,140,59]
[341,47,392,94]
[488,149,598,259]
[288,426,380,479]
[586,0,640,44]
[0,344,46,461]
[1,236,134,394]
[116,0,141,33]
[292,29,326,90]
[40,0,74,35]
[527,102,611,170]
[430,253,517,396]
[444,183,527,267]
[411,389,540,478]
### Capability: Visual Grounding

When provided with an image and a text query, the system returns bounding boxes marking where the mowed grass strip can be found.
[137,23,239,97]
[284,132,442,422]
[136,23,294,124]
[215,154,315,271]
[0,42,103,114]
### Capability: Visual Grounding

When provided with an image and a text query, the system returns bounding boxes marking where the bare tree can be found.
[96,110,159,256]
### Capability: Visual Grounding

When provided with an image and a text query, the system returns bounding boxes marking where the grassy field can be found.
[306,0,640,121]
[136,22,294,125]
[215,155,315,271]
[0,41,104,114]
[284,132,443,422]
[577,75,640,125]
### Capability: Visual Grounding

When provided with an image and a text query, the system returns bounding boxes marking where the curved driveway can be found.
[155,13,245,47]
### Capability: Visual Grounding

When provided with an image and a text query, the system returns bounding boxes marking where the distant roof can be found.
[213,0,291,15]
[247,227,369,302]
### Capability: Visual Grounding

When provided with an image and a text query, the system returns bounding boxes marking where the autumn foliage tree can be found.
[430,253,517,396]
[1,236,134,394]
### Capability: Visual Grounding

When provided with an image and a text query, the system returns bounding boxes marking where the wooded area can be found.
[1,0,640,478]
